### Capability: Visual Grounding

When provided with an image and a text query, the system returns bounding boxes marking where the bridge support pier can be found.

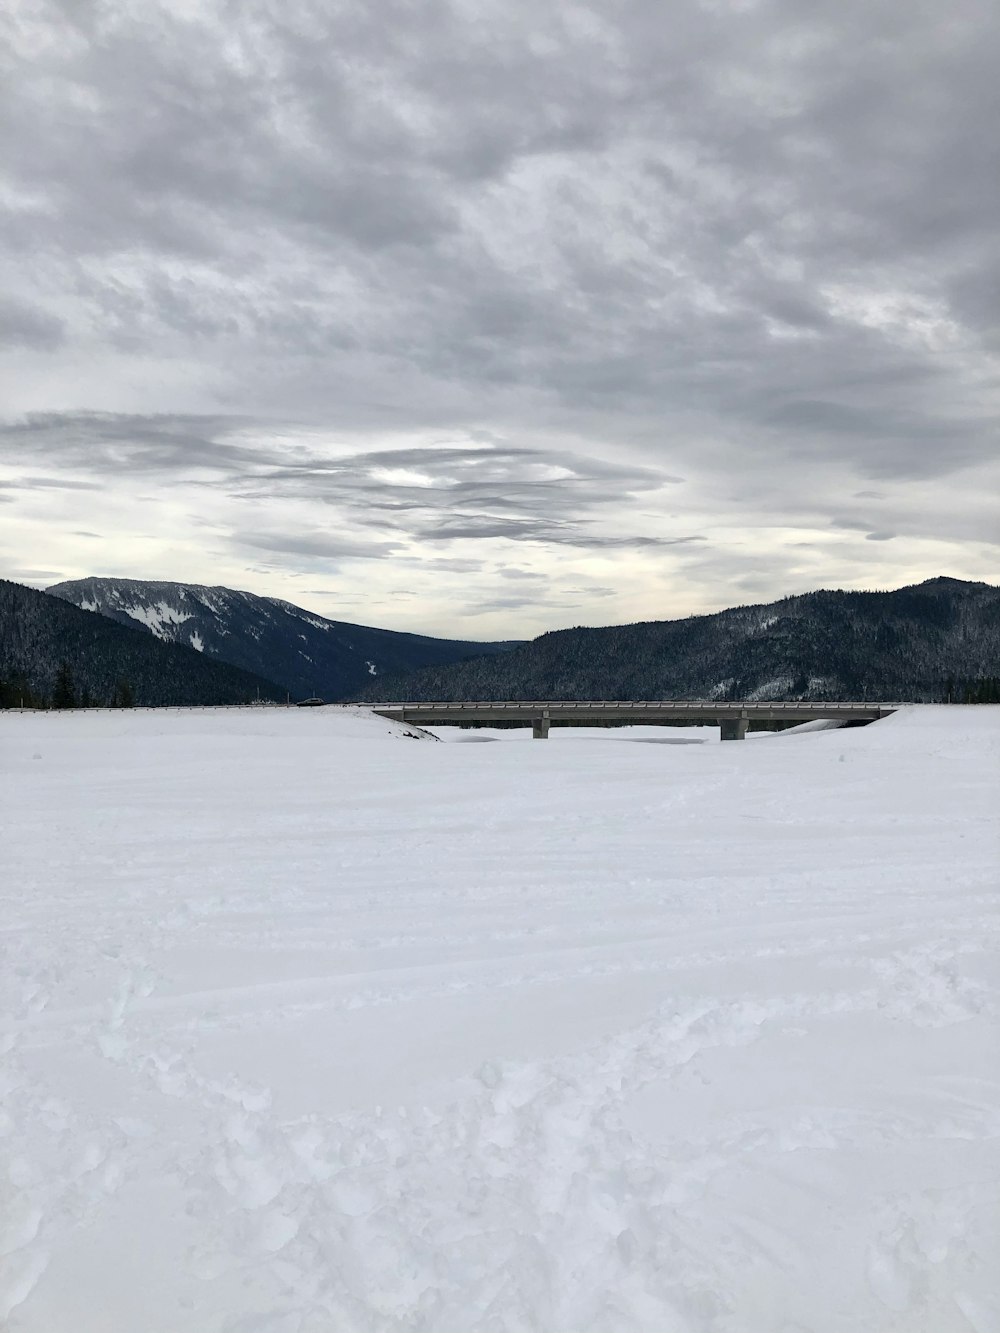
[720,715,749,741]
[532,713,550,740]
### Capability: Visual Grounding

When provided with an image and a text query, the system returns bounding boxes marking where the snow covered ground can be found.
[2,705,998,1333]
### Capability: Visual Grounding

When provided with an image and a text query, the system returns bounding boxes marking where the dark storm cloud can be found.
[1,0,998,607]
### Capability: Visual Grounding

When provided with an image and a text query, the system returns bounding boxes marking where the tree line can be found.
[353,580,1000,707]
[1,662,135,710]
[946,676,1000,704]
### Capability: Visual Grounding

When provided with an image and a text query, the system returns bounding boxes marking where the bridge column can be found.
[532,712,550,739]
[720,713,748,741]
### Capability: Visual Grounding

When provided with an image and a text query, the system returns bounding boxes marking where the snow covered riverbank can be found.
[2,706,998,1331]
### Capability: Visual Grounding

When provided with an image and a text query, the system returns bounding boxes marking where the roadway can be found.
[366,700,899,740]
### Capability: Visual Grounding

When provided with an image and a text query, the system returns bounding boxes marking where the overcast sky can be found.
[1,0,997,638]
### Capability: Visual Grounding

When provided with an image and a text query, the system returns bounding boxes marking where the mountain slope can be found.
[1,580,285,707]
[351,577,1000,704]
[47,578,518,702]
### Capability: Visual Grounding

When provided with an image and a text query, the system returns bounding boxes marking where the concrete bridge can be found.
[368,700,899,740]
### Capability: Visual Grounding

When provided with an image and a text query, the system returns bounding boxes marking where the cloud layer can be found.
[0,0,997,633]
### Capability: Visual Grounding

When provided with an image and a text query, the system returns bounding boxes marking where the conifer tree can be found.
[112,678,135,708]
[52,660,76,709]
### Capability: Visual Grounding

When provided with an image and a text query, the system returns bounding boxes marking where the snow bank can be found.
[2,705,998,1331]
[769,716,849,734]
[429,722,719,743]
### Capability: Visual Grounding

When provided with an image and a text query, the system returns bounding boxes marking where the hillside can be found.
[0,580,285,707]
[352,577,1000,703]
[48,578,518,702]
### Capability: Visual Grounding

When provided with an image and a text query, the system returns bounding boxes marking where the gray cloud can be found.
[395,557,485,574]
[235,531,402,561]
[0,0,997,628]
[0,297,65,350]
[0,476,103,491]
[466,594,550,613]
[0,412,685,556]
[2,567,65,580]
[830,518,870,532]
[0,412,266,476]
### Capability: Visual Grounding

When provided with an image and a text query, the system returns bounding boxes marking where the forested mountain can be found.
[48,578,518,702]
[0,580,285,708]
[352,577,1000,704]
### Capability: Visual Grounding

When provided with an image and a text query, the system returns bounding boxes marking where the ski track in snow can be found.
[1,706,999,1332]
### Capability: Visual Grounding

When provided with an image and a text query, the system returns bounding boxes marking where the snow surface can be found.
[430,723,720,745]
[120,600,193,638]
[2,706,998,1333]
[295,613,335,633]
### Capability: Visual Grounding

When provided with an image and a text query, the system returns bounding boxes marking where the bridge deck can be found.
[367,700,899,738]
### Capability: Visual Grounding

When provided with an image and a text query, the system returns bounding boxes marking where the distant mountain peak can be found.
[47,576,517,702]
[907,575,992,592]
[1,578,284,707]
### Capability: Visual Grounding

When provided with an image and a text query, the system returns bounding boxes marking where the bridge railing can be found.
[362,699,900,739]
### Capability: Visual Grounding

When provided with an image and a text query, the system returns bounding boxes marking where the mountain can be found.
[47,578,518,703]
[0,580,286,707]
[350,577,1000,704]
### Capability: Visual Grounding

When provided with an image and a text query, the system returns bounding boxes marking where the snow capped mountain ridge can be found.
[47,577,516,702]
[68,581,237,644]
[1,579,286,707]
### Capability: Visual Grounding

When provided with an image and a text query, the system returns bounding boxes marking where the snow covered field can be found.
[2,705,998,1333]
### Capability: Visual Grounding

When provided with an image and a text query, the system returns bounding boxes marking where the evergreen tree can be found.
[962,676,1000,704]
[112,678,135,708]
[52,660,76,709]
[0,672,41,708]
